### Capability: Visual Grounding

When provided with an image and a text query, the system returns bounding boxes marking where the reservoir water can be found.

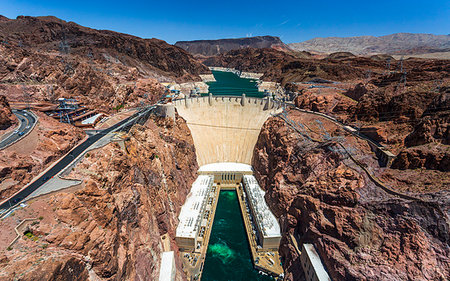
[202,191,273,281]
[207,70,265,97]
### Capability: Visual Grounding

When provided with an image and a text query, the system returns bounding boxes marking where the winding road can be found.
[0,106,154,214]
[0,110,37,150]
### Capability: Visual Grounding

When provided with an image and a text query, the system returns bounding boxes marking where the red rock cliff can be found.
[252,110,449,281]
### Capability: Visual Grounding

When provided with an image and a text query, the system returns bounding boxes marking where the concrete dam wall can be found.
[174,95,283,166]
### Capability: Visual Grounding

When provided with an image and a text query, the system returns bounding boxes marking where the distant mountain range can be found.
[175,36,288,56]
[288,33,450,55]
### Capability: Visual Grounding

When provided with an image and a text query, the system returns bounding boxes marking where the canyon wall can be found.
[0,114,198,280]
[252,109,449,281]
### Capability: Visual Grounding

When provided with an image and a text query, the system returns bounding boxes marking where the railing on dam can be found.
[172,94,284,111]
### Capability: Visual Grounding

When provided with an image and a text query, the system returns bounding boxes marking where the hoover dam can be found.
[174,95,282,166]
[171,71,285,281]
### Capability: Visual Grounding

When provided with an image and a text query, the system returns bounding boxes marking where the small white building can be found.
[175,175,214,250]
[242,175,281,250]
[300,244,331,281]
[159,251,176,281]
[198,162,253,187]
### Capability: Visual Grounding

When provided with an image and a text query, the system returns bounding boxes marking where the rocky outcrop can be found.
[252,112,449,281]
[405,92,450,147]
[0,95,16,130]
[0,114,198,280]
[391,146,450,171]
[343,83,377,101]
[175,35,289,56]
[288,33,450,55]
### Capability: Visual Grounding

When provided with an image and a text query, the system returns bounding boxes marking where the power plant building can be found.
[242,175,281,250]
[175,175,214,251]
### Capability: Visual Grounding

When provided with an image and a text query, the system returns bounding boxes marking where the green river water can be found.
[206,70,265,97]
[202,191,273,281]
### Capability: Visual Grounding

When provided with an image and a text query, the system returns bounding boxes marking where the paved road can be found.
[0,106,153,213]
[0,110,37,149]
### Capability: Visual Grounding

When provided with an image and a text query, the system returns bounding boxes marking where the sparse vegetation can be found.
[24,231,39,241]
[114,104,124,111]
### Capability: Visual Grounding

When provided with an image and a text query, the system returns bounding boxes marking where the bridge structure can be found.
[173,94,283,166]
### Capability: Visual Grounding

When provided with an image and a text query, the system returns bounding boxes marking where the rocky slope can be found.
[0,95,16,131]
[0,15,209,111]
[252,109,449,281]
[289,33,450,55]
[175,35,289,56]
[0,113,197,280]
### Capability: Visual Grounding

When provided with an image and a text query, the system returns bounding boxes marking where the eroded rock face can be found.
[252,113,449,281]
[0,95,16,130]
[405,92,450,147]
[0,114,198,280]
[391,146,450,172]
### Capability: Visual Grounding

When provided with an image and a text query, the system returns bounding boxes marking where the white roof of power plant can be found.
[302,244,331,281]
[198,162,253,173]
[242,175,281,238]
[159,251,175,281]
[176,175,213,238]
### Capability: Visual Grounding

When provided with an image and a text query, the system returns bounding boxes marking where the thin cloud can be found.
[279,19,290,26]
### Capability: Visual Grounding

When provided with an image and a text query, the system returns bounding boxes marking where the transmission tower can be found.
[47,85,56,103]
[59,32,70,55]
[22,85,31,109]
[384,58,391,74]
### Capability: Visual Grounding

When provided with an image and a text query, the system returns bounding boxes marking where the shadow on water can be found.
[202,190,273,281]
[206,71,265,98]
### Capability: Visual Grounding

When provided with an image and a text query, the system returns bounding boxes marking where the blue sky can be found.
[1,0,449,44]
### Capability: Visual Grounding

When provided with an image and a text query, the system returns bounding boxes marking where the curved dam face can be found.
[174,95,282,166]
